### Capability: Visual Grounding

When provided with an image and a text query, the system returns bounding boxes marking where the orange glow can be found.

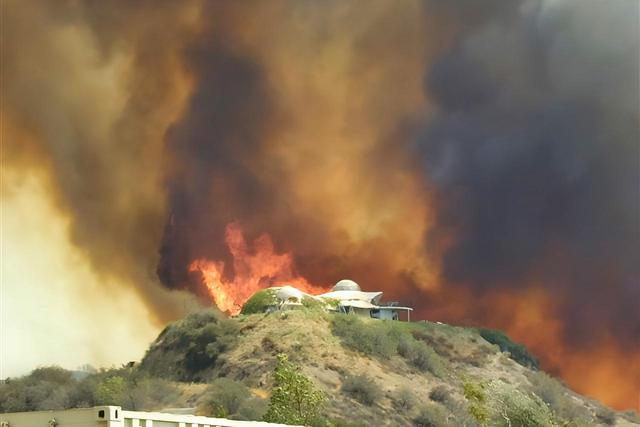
[476,289,639,411]
[189,222,329,315]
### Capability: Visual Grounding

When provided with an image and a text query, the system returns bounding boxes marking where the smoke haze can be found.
[2,0,638,410]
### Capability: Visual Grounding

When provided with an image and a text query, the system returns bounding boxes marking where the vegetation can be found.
[331,315,446,377]
[331,315,398,358]
[0,366,178,412]
[463,381,490,426]
[341,375,380,406]
[394,386,415,410]
[478,328,539,369]
[241,289,277,315]
[463,380,561,427]
[2,309,628,427]
[197,377,267,420]
[263,354,326,425]
[428,385,451,404]
[413,403,448,427]
[139,309,238,381]
[527,371,592,424]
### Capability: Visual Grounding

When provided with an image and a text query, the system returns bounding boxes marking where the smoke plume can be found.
[3,0,638,410]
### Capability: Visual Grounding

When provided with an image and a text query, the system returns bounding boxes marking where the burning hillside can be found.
[3,0,639,411]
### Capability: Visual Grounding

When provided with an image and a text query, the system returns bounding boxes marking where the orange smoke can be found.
[476,288,639,411]
[419,287,639,411]
[189,222,329,315]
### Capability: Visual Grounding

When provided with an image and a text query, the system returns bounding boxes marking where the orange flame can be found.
[189,222,329,315]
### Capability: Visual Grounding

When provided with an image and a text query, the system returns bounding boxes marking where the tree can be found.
[263,354,326,425]
[94,376,127,406]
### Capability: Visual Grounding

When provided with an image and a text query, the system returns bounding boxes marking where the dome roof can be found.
[332,279,361,292]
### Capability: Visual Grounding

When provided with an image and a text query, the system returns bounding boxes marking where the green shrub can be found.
[331,315,397,358]
[413,403,448,427]
[263,354,326,425]
[301,296,325,311]
[128,377,179,410]
[332,315,448,379]
[394,386,415,410]
[0,366,79,412]
[428,385,450,404]
[464,380,556,427]
[527,371,591,424]
[477,329,539,369]
[29,367,74,384]
[411,342,445,377]
[198,378,249,417]
[94,376,127,406]
[495,387,555,427]
[463,381,489,426]
[241,289,277,314]
[234,397,268,421]
[0,365,179,413]
[341,375,380,406]
[139,310,238,381]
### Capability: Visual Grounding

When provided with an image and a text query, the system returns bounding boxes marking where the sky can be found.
[1,0,639,410]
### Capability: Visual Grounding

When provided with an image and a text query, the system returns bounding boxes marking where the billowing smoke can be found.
[418,0,639,396]
[3,0,638,410]
[157,1,443,301]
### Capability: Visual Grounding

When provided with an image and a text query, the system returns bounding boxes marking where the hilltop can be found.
[2,308,638,426]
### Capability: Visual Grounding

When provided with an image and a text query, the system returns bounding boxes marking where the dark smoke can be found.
[158,39,275,298]
[419,0,640,347]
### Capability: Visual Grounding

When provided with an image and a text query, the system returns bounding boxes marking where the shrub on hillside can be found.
[94,376,127,406]
[139,310,238,381]
[411,342,445,377]
[0,366,76,412]
[241,289,277,315]
[394,386,415,410]
[428,385,451,404]
[331,315,397,358]
[463,380,556,427]
[0,366,179,412]
[341,375,380,406]
[197,377,249,417]
[478,329,539,369]
[301,296,325,311]
[234,397,268,421]
[527,371,592,424]
[496,387,555,427]
[413,403,448,427]
[263,354,326,425]
[332,315,448,378]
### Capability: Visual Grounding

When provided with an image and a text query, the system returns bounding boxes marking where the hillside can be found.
[2,308,638,426]
[137,309,637,426]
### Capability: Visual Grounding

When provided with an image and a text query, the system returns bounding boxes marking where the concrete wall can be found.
[0,406,298,427]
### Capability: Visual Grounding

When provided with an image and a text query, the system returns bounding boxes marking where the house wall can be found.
[0,406,297,427]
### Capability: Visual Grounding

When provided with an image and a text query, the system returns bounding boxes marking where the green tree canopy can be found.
[263,354,326,425]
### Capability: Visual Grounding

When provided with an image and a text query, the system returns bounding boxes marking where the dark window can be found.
[98,410,105,418]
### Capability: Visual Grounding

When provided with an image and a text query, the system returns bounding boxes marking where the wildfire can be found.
[189,222,329,315]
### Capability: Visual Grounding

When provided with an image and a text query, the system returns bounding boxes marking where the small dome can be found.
[332,279,361,292]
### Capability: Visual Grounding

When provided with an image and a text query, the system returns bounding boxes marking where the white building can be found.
[269,279,413,321]
[0,406,298,427]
